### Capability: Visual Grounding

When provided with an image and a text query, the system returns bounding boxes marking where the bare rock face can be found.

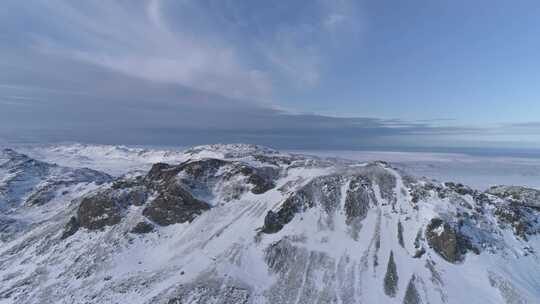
[261,175,342,234]
[177,158,277,200]
[130,221,154,234]
[261,192,312,234]
[77,194,123,230]
[488,186,540,209]
[60,216,80,239]
[142,185,209,226]
[384,251,399,297]
[344,175,375,239]
[403,275,422,304]
[425,218,475,263]
[158,279,250,304]
[142,163,211,226]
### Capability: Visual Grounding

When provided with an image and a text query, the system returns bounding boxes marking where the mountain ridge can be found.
[0,144,539,303]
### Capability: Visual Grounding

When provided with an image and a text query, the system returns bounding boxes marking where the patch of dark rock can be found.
[127,187,148,206]
[78,194,122,230]
[261,188,315,234]
[142,185,209,226]
[236,165,276,194]
[130,221,154,234]
[413,247,426,258]
[25,183,59,206]
[253,154,292,166]
[364,165,397,205]
[493,205,538,240]
[111,175,143,189]
[264,239,299,273]
[145,162,187,183]
[384,251,399,297]
[60,216,80,239]
[261,175,344,234]
[403,275,422,304]
[398,221,405,248]
[444,182,476,197]
[344,176,373,225]
[164,281,250,304]
[425,218,477,263]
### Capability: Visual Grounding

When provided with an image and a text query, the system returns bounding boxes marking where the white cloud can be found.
[32,0,272,102]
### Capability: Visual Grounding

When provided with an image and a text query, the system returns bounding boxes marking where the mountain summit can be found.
[0,145,539,303]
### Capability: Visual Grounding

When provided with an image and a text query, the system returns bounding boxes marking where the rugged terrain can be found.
[0,144,539,303]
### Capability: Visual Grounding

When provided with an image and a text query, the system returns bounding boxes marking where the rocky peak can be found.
[1,145,540,304]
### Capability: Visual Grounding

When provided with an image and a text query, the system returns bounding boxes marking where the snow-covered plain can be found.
[291,150,540,191]
[13,144,540,190]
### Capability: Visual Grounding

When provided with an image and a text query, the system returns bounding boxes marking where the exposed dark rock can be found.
[25,183,59,206]
[384,251,399,297]
[493,203,539,240]
[127,187,148,206]
[364,164,397,205]
[344,175,373,239]
[253,154,292,166]
[261,191,311,234]
[142,184,209,226]
[180,158,276,196]
[78,194,122,230]
[161,279,250,304]
[403,275,422,304]
[130,221,154,234]
[60,216,80,239]
[145,162,186,183]
[425,218,476,263]
[413,247,426,258]
[236,165,275,194]
[261,175,342,234]
[444,182,476,197]
[398,221,405,248]
[487,186,540,210]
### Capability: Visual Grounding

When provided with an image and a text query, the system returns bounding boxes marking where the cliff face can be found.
[1,144,539,304]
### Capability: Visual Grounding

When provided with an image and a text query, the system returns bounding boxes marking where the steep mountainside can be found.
[0,144,539,303]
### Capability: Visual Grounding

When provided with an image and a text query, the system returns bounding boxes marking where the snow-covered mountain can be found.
[1,144,539,303]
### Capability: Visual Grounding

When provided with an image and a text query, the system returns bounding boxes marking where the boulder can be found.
[60,216,80,239]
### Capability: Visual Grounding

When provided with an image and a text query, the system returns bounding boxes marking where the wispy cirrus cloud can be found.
[1,0,539,150]
[26,0,272,102]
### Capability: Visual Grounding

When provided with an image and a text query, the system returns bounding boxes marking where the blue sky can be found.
[1,0,539,150]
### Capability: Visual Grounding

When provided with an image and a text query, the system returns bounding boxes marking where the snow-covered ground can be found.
[9,144,539,191]
[291,150,540,191]
[1,143,539,303]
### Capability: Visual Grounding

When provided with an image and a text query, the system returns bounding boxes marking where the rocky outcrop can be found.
[488,186,540,209]
[60,216,80,239]
[130,221,154,234]
[403,275,422,304]
[142,185,209,226]
[77,193,123,230]
[425,218,476,263]
[344,175,374,239]
[261,175,342,234]
[176,158,277,200]
[384,251,399,297]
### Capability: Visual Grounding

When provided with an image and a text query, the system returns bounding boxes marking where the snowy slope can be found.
[0,144,539,304]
